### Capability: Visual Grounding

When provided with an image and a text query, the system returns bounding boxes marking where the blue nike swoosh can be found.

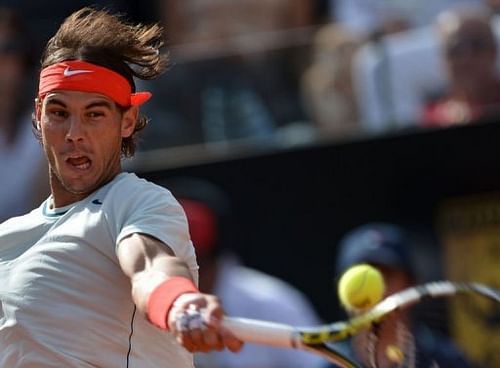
[92,199,103,205]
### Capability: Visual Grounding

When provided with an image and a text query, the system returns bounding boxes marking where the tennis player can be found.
[0,7,242,367]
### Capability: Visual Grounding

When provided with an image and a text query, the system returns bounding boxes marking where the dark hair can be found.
[33,7,168,157]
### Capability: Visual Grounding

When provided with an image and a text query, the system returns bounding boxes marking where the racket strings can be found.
[365,290,490,368]
[396,322,416,368]
[366,326,378,368]
[366,320,417,368]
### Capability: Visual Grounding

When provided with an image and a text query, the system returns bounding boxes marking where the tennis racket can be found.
[218,281,500,368]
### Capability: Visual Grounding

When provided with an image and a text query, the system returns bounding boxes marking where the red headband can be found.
[38,60,151,107]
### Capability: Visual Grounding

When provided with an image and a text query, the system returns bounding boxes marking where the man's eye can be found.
[88,111,105,118]
[51,110,68,118]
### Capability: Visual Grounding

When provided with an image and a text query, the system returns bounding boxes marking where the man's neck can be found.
[49,171,121,208]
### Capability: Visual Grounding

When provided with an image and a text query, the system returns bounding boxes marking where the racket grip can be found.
[221,316,297,348]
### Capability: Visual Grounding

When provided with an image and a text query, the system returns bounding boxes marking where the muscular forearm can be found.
[117,233,195,315]
[117,233,243,353]
[131,255,194,314]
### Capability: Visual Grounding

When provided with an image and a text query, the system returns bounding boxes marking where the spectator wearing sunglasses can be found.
[422,7,500,127]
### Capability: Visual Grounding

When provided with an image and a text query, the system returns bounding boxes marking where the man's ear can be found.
[34,98,42,130]
[121,106,139,138]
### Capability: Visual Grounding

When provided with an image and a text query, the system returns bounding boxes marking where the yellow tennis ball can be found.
[337,264,385,311]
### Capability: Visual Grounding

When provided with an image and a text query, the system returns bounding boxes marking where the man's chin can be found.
[61,180,99,197]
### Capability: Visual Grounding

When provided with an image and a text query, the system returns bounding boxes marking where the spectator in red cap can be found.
[165,177,325,368]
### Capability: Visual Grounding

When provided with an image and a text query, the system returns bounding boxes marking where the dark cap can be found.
[335,223,414,276]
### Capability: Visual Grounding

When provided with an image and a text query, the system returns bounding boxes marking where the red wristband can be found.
[147,277,199,330]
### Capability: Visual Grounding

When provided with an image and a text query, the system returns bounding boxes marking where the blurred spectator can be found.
[301,24,363,139]
[136,0,317,150]
[0,7,48,222]
[486,0,500,13]
[351,2,493,132]
[137,58,278,149]
[422,8,500,126]
[323,223,471,367]
[330,0,482,39]
[162,0,314,47]
[163,177,324,368]
[352,25,445,131]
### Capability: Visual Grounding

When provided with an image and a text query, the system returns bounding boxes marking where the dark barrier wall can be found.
[135,120,500,321]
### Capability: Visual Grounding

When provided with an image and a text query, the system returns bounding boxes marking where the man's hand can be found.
[168,293,243,353]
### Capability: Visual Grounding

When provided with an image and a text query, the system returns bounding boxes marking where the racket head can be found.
[298,281,500,367]
[220,281,499,367]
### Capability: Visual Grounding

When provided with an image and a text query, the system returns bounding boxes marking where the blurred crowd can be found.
[1,2,500,229]
[145,0,500,147]
[2,0,500,237]
[1,3,499,236]
[3,0,500,165]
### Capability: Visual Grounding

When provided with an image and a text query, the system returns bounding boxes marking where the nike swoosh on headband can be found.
[39,61,152,106]
[63,67,94,77]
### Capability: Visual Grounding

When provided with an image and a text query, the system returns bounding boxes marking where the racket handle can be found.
[221,316,297,348]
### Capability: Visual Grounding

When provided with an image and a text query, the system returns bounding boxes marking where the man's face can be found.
[37,90,137,205]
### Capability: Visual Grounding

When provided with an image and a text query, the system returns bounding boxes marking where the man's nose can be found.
[65,115,85,142]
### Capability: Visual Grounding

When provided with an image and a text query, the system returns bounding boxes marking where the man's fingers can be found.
[220,328,244,352]
[169,293,244,353]
[202,329,224,351]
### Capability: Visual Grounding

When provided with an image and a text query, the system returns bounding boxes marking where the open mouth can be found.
[66,156,91,170]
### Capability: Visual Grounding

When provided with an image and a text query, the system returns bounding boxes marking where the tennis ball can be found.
[337,264,385,311]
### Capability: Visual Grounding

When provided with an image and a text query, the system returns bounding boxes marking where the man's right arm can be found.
[116,232,243,353]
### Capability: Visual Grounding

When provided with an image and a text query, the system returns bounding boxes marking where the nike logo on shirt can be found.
[92,199,103,205]
[63,67,93,77]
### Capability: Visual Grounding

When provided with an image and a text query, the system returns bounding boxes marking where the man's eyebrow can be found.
[45,98,67,108]
[44,97,115,110]
[85,100,114,110]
